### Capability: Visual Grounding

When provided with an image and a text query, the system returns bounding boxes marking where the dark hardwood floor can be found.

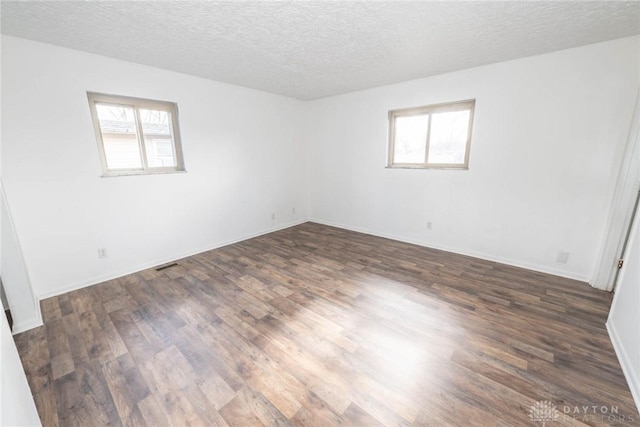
[14,222,639,426]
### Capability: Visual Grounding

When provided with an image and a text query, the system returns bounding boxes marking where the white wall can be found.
[1,36,308,305]
[0,310,41,427]
[1,41,43,426]
[307,36,640,281]
[608,201,640,412]
[1,183,40,332]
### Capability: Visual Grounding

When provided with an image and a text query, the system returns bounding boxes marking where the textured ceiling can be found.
[2,1,639,100]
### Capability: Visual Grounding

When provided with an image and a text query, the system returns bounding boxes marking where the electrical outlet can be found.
[556,251,569,264]
[427,221,432,230]
[97,248,108,259]
[271,213,276,221]
[292,207,296,215]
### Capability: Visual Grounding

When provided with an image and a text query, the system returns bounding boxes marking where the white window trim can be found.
[387,99,475,170]
[87,92,186,177]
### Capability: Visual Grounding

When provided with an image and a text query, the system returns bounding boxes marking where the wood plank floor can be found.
[15,222,639,426]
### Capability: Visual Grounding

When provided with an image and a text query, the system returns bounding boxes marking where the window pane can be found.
[428,110,470,164]
[96,104,142,169]
[139,109,177,168]
[393,114,428,164]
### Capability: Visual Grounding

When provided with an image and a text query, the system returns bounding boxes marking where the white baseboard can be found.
[25,217,592,333]
[11,317,43,335]
[35,219,308,302]
[309,218,590,283]
[607,320,640,415]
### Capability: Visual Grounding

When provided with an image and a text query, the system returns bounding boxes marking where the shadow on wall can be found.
[0,279,13,330]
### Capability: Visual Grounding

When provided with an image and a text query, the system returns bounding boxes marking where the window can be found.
[388,99,475,169]
[87,92,185,176]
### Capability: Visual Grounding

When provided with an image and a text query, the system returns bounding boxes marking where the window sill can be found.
[100,169,187,178]
[385,165,469,170]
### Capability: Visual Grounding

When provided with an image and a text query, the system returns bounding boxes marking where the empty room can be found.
[1,1,639,426]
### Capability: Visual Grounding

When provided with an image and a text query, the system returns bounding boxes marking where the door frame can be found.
[592,88,640,291]
[613,189,640,292]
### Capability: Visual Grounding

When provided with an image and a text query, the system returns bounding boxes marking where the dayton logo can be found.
[529,400,559,426]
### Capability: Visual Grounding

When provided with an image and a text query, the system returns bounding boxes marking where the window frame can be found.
[87,92,186,177]
[387,99,475,170]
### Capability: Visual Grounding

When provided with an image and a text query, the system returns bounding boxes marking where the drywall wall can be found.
[1,183,40,332]
[307,36,640,281]
[608,202,640,412]
[0,45,39,332]
[1,36,308,302]
[0,310,41,426]
[0,50,39,421]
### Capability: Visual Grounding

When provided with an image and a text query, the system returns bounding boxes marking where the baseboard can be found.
[309,218,590,283]
[28,217,590,332]
[36,219,308,302]
[607,320,640,414]
[11,317,43,335]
